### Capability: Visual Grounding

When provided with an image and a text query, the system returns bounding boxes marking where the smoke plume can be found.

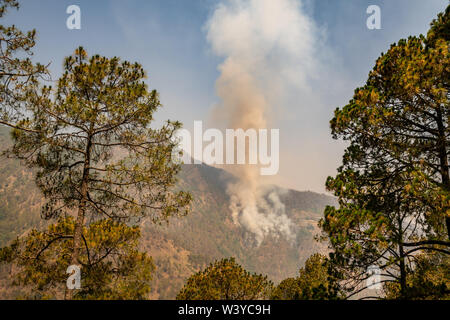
[206,0,320,245]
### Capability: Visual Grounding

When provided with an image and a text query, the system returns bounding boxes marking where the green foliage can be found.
[271,254,344,300]
[321,6,450,298]
[0,217,154,299]
[426,5,450,48]
[384,253,450,300]
[176,258,273,300]
[270,277,299,300]
[0,0,48,115]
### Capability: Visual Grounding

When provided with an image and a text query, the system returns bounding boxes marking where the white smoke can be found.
[206,0,321,245]
[229,185,295,245]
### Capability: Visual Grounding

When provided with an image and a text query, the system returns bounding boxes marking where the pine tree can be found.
[176,258,273,300]
[0,0,48,117]
[322,6,450,299]
[271,254,343,300]
[1,47,192,298]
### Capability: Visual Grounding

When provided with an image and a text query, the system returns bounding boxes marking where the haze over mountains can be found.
[0,126,336,299]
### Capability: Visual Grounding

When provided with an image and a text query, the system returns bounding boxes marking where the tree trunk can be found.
[397,212,408,300]
[398,243,407,299]
[66,135,92,300]
[436,107,450,240]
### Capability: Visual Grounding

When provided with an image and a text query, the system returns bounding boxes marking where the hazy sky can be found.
[6,0,449,193]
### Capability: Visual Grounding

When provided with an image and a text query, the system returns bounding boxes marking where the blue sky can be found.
[6,0,449,192]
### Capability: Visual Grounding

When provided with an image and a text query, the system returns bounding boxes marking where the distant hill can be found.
[0,126,337,299]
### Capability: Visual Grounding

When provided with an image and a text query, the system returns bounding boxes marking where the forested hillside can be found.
[0,126,336,299]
